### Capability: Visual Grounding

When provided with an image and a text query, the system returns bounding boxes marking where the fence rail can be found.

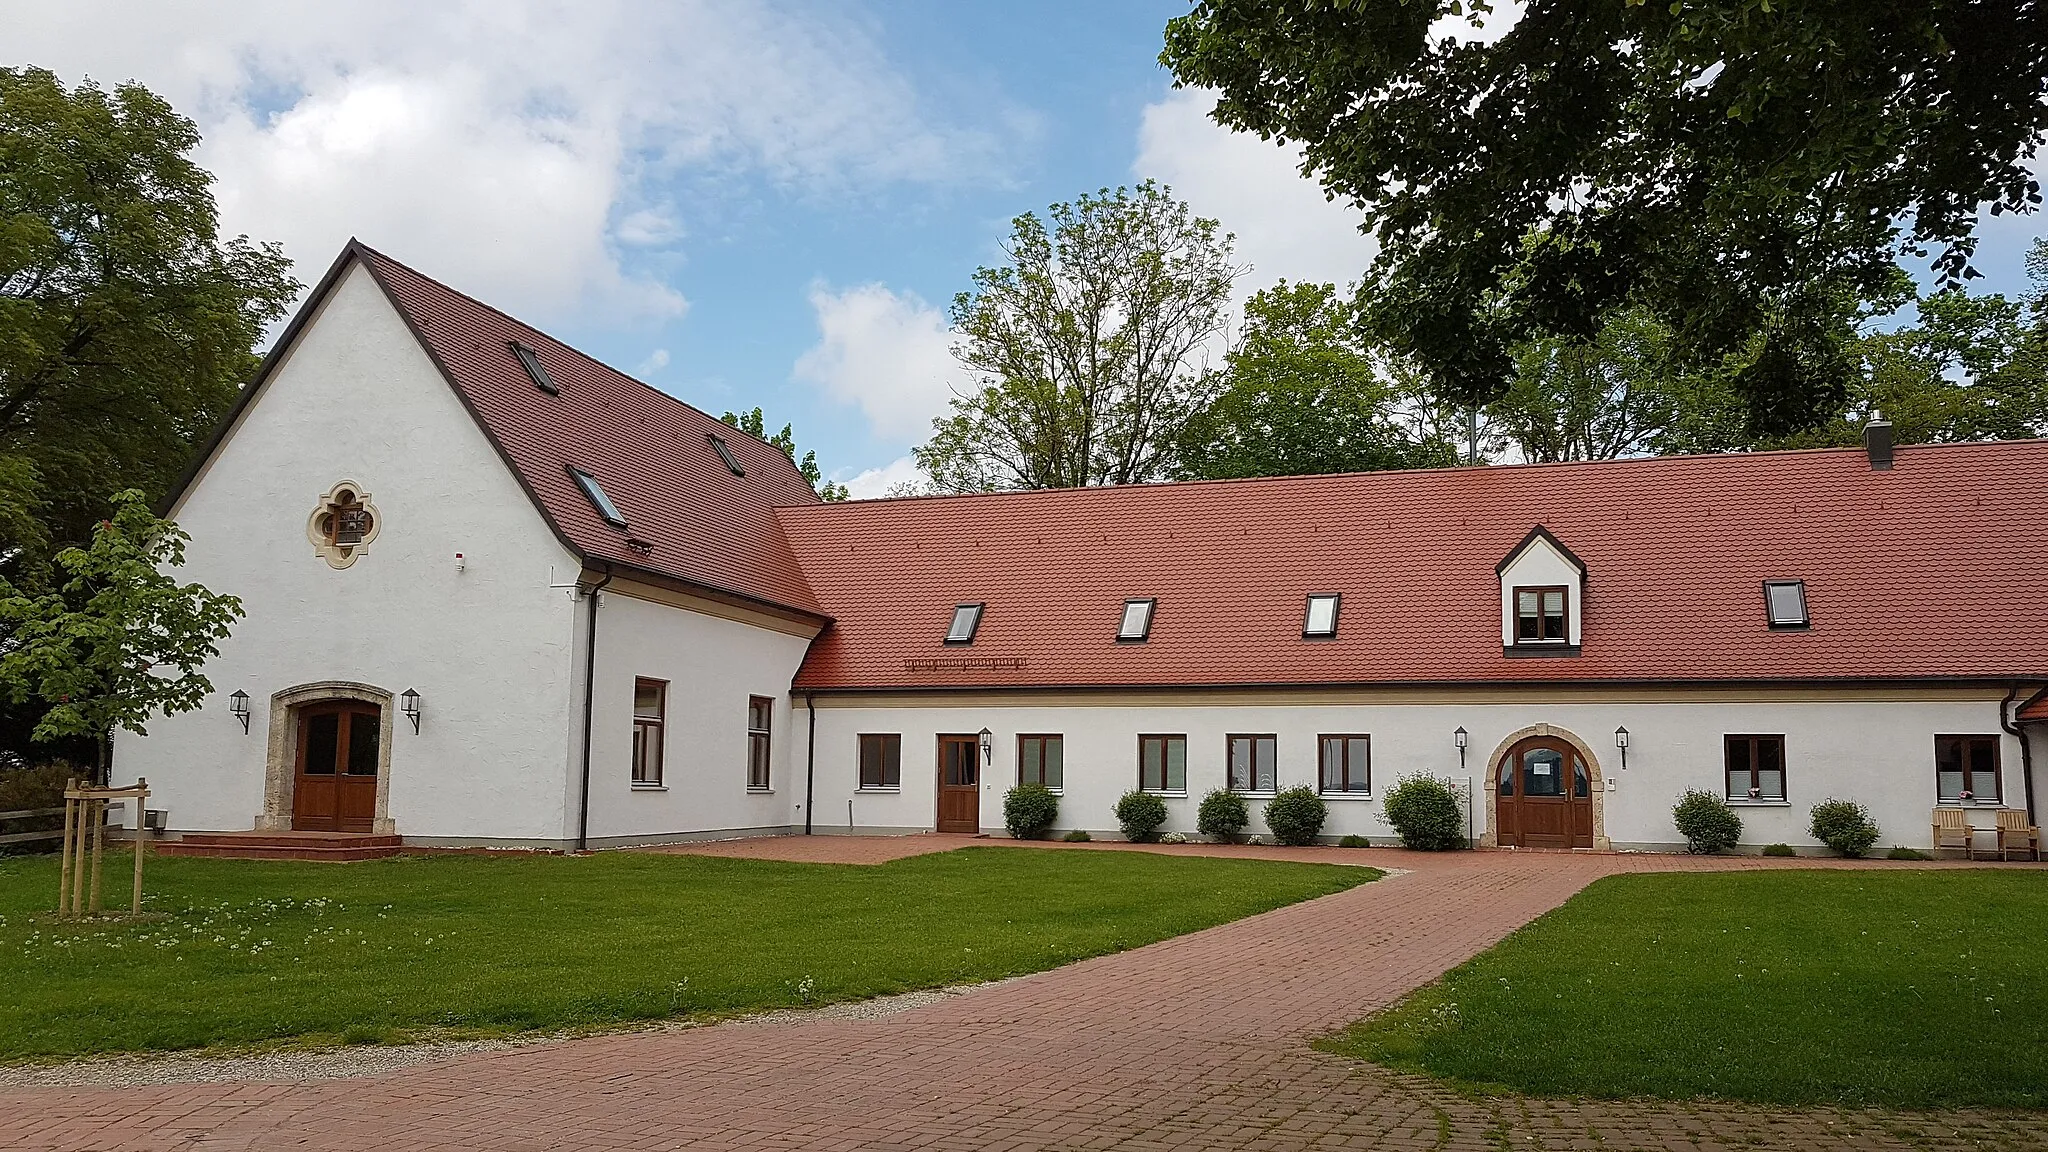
[0,805,70,846]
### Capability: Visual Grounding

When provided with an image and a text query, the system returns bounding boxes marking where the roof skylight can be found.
[568,466,626,529]
[708,434,745,477]
[1304,594,1340,638]
[1118,598,1155,642]
[511,341,558,395]
[945,603,983,645]
[1764,580,1809,628]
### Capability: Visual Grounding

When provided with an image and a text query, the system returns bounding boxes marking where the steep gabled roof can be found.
[177,242,825,618]
[777,441,2048,691]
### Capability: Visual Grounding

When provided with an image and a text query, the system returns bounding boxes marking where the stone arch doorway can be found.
[258,681,397,834]
[1484,724,1609,850]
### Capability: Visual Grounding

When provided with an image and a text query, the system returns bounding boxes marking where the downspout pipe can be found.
[2000,683,2038,827]
[575,565,615,852]
[804,693,817,835]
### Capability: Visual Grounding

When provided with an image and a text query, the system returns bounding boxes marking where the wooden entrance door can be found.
[936,735,980,833]
[1496,736,1593,848]
[293,702,381,833]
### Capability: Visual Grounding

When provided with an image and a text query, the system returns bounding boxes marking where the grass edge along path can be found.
[1318,869,2048,1111]
[0,845,1375,1062]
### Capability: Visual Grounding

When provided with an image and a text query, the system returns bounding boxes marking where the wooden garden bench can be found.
[1931,807,1977,859]
[1993,809,2040,862]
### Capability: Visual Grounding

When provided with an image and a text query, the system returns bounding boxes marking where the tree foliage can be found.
[1175,282,1457,478]
[0,67,298,576]
[0,490,243,778]
[1162,1,2048,438]
[915,181,1238,492]
[720,407,849,501]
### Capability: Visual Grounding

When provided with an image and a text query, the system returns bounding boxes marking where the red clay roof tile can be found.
[777,442,2048,690]
[354,245,825,616]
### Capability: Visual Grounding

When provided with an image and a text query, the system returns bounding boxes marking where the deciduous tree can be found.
[720,408,850,501]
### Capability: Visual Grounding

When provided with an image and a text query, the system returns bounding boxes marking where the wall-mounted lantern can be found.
[977,727,993,766]
[1615,725,1630,770]
[228,690,250,734]
[401,688,423,734]
[1453,725,1468,773]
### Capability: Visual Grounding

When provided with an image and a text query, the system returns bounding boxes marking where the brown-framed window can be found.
[858,733,901,790]
[1018,734,1064,789]
[1227,734,1277,793]
[1513,585,1568,644]
[1139,734,1186,793]
[1935,735,2001,804]
[1724,734,1785,801]
[631,678,666,786]
[746,696,773,790]
[1319,734,1371,794]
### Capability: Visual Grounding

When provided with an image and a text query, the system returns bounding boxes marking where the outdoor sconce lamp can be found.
[228,690,250,734]
[1453,726,1468,773]
[401,688,423,734]
[977,727,993,766]
[1615,725,1630,770]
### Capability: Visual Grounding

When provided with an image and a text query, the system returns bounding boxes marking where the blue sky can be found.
[11,1,2045,493]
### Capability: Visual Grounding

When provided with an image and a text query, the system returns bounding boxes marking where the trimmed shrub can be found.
[1887,845,1933,860]
[1061,829,1091,842]
[1382,775,1466,851]
[1810,798,1881,858]
[1114,790,1168,842]
[1673,789,1742,854]
[1761,842,1797,857]
[1003,783,1059,840]
[1338,834,1371,848]
[1264,786,1328,846]
[1196,789,1250,842]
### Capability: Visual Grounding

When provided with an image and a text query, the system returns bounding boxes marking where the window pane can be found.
[1044,737,1062,790]
[1725,738,1751,796]
[303,712,339,775]
[1320,736,1342,791]
[346,712,380,776]
[1166,737,1186,791]
[634,681,664,720]
[1967,738,1998,799]
[748,696,772,731]
[947,604,980,643]
[1120,600,1152,639]
[1305,595,1338,636]
[1228,736,1250,791]
[1497,751,1514,796]
[1935,737,1964,801]
[1141,738,1162,791]
[1572,757,1589,798]
[1766,582,1806,625]
[1020,738,1041,785]
[1347,738,1370,792]
[882,736,900,787]
[749,734,770,789]
[1522,748,1564,796]
[1256,737,1276,792]
[1757,768,1784,801]
[633,724,662,785]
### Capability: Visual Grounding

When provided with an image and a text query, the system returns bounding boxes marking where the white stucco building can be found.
[120,242,2048,855]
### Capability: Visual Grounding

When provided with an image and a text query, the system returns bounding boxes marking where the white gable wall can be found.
[116,261,584,841]
[1498,535,1585,647]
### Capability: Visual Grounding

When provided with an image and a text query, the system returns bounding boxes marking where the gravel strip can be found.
[0,981,1009,1089]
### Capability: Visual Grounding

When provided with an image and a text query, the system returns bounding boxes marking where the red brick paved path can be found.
[5,842,2043,1151]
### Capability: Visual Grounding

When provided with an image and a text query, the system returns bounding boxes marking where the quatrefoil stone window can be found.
[307,481,381,569]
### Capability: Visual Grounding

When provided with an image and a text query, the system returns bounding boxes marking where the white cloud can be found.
[793,282,959,442]
[838,454,925,500]
[9,0,1002,328]
[635,349,671,377]
[1134,88,1378,292]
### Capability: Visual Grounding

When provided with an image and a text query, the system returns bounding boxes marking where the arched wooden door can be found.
[292,702,381,833]
[1496,735,1594,848]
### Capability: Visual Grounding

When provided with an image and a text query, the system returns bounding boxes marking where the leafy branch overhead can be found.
[1162,0,2048,437]
[720,408,850,501]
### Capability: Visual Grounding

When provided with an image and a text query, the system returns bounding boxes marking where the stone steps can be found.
[156,831,406,862]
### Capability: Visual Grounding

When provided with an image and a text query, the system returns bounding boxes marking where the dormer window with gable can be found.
[1496,526,1586,657]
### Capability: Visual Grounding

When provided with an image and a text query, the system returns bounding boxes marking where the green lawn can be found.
[0,845,1371,1061]
[1321,870,2048,1110]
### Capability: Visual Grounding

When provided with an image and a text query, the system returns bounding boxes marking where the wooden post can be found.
[130,780,148,916]
[69,795,87,917]
[57,780,76,916]
[88,798,105,914]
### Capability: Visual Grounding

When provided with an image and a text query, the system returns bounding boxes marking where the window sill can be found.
[747,788,775,795]
[630,784,667,792]
[1725,798,1789,807]
[1142,790,1188,798]
[1936,800,2005,808]
[855,787,901,794]
[1235,791,1278,799]
[1320,792,1375,801]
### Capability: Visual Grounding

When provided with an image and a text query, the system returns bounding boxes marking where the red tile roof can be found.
[2021,690,2048,723]
[349,244,826,615]
[778,441,2048,690]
